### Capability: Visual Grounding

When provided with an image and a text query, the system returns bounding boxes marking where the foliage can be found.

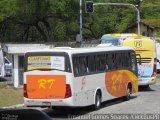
[0,0,160,42]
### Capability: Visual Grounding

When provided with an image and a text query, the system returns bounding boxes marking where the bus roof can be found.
[123,36,153,41]
[102,33,140,38]
[26,46,134,55]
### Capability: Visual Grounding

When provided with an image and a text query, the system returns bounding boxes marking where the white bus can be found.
[24,46,138,110]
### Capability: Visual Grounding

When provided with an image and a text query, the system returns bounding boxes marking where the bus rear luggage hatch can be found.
[26,75,66,99]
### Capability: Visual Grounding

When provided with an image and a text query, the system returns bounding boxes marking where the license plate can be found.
[42,102,51,106]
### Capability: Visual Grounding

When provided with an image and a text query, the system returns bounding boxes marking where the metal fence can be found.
[50,40,100,48]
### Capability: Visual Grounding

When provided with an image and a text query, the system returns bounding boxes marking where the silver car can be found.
[4,57,12,76]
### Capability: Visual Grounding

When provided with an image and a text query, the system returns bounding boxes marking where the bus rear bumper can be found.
[138,77,156,86]
[24,97,74,107]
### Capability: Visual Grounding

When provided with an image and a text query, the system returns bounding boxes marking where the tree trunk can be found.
[43,20,54,42]
[35,23,49,42]
[23,25,30,42]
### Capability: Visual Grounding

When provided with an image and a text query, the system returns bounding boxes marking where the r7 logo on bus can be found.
[134,40,142,48]
[38,79,56,89]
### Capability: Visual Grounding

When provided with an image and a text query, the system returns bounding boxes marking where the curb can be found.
[1,104,24,109]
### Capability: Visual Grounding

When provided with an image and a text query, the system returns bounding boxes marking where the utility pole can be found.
[80,0,83,46]
[93,3,141,35]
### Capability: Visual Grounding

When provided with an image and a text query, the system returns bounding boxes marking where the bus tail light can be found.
[65,84,72,98]
[152,64,157,77]
[24,84,28,98]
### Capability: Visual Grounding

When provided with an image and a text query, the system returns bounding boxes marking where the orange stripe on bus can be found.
[105,70,138,97]
[135,50,150,52]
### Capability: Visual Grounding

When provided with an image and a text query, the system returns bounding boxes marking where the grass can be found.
[0,82,23,107]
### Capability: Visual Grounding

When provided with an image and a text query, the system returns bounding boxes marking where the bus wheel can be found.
[124,85,131,101]
[93,91,101,110]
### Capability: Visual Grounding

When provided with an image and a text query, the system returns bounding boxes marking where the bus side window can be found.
[131,52,137,73]
[98,54,106,72]
[113,53,119,69]
[112,53,115,69]
[121,53,125,68]
[96,55,99,72]
[88,55,96,73]
[127,52,132,68]
[117,53,122,69]
[123,52,129,68]
[105,54,109,70]
[112,53,117,69]
[73,57,79,76]
[96,54,105,72]
[79,56,87,75]
[107,53,113,70]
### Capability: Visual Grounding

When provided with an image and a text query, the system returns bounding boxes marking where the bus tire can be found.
[93,91,101,110]
[143,85,149,89]
[123,84,132,101]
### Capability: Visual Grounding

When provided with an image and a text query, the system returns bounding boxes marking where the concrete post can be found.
[13,54,19,88]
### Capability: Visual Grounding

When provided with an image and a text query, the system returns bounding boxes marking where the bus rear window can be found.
[25,52,71,72]
[27,56,64,71]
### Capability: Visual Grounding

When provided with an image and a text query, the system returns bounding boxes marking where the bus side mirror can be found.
[136,54,141,65]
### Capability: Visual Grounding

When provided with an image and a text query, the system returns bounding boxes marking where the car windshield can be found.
[101,35,119,46]
[101,39,119,46]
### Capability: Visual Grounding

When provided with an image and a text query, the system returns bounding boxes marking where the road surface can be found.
[42,75,160,120]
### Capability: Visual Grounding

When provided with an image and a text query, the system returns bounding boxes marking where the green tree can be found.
[83,0,137,39]
[0,0,160,42]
